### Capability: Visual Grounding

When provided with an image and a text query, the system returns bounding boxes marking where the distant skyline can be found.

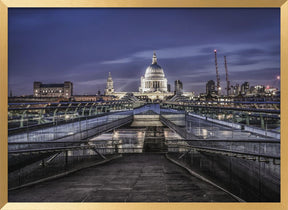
[8,8,280,96]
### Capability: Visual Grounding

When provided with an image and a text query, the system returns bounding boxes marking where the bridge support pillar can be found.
[64,104,72,120]
[246,113,250,126]
[20,105,31,128]
[232,111,236,123]
[82,104,88,117]
[260,114,265,129]
[53,109,58,123]
[89,103,96,116]
[38,109,44,125]
[99,106,103,113]
[20,110,27,128]
[224,112,228,120]
[65,151,68,168]
[73,103,81,119]
[41,159,45,168]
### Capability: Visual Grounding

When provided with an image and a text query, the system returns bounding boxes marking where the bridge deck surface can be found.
[9,153,237,202]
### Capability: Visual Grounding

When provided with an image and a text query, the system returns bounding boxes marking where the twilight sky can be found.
[8,8,280,96]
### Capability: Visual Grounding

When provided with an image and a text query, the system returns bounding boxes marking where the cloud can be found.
[101,57,133,64]
[99,45,212,65]
[99,42,276,67]
[77,78,107,86]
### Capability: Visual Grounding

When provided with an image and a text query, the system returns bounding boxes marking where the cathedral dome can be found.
[139,52,168,93]
[144,52,165,80]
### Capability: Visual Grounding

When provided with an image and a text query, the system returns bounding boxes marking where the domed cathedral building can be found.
[104,52,194,101]
[139,52,168,93]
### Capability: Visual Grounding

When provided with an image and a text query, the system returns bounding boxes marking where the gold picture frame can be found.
[0,0,287,209]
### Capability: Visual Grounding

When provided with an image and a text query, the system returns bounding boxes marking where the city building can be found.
[250,85,265,96]
[33,81,73,98]
[265,86,279,96]
[206,80,216,95]
[174,80,183,94]
[231,84,240,96]
[167,84,171,92]
[241,82,250,95]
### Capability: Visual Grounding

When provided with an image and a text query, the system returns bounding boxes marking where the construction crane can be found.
[214,50,221,95]
[224,56,231,96]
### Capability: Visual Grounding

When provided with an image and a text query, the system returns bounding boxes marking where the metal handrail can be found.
[167,143,280,160]
[8,144,144,156]
[166,139,280,143]
[8,110,133,133]
[161,103,280,114]
[9,115,133,142]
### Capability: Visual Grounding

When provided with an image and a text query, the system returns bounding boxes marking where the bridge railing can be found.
[8,142,119,190]
[166,139,280,164]
[161,113,280,163]
[162,100,280,110]
[8,139,143,190]
[160,114,197,139]
[165,138,280,202]
[8,114,133,143]
[186,112,280,139]
[160,102,280,133]
[8,101,134,132]
[160,109,279,140]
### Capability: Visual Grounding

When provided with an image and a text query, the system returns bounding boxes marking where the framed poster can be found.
[0,0,287,210]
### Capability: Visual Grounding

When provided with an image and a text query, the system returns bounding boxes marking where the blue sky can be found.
[8,8,280,96]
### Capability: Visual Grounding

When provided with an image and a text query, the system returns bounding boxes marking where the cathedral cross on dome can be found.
[152,51,157,64]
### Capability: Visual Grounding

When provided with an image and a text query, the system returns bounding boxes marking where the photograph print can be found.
[7,8,280,202]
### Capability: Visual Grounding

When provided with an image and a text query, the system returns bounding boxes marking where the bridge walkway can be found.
[9,153,237,202]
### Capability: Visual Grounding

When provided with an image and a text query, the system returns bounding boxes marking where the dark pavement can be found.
[9,153,237,202]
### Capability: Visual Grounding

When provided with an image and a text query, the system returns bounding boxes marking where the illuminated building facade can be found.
[33,81,73,98]
[139,52,168,93]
